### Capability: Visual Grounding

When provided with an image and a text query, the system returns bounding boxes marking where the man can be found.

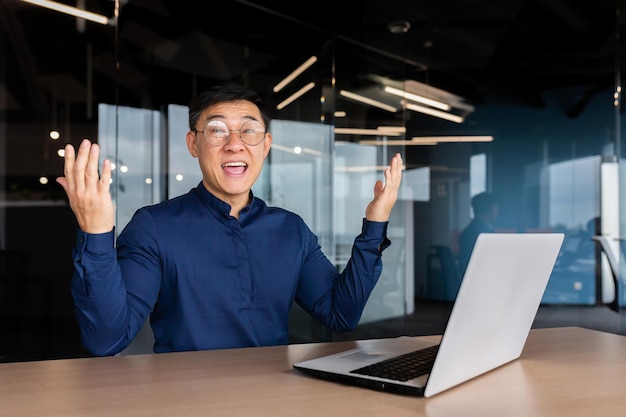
[458,192,499,275]
[56,83,403,356]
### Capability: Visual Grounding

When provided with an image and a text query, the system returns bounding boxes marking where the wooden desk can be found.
[1,327,625,416]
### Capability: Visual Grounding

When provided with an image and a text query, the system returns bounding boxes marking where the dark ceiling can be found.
[2,0,625,125]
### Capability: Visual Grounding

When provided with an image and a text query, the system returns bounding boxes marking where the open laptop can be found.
[293,232,564,397]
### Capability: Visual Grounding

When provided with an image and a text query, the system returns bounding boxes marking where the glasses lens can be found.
[201,119,266,146]
[240,120,266,146]
[204,120,229,145]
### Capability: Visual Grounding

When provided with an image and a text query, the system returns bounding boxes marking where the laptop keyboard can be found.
[350,344,440,382]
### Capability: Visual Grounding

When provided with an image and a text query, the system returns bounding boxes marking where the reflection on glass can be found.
[168,104,200,198]
[542,156,600,305]
[335,142,407,323]
[98,104,162,231]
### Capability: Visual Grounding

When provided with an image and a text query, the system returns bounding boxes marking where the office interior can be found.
[1,0,626,362]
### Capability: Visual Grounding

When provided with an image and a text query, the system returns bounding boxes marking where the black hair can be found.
[188,83,271,131]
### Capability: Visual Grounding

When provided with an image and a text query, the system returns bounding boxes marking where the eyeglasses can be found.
[193,119,267,146]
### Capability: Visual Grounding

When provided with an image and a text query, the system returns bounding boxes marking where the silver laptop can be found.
[293,233,564,397]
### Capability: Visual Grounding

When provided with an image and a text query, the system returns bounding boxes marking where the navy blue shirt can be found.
[71,184,391,355]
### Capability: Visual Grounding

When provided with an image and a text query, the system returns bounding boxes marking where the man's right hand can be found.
[56,139,115,234]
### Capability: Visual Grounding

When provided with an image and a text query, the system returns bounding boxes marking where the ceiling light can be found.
[19,0,112,25]
[384,86,450,110]
[387,20,411,34]
[358,136,493,146]
[372,75,476,123]
[339,90,398,113]
[276,82,316,110]
[273,56,318,93]
[411,136,493,143]
[377,126,406,134]
[334,128,403,136]
[405,102,464,123]
[334,165,398,173]
[359,139,429,146]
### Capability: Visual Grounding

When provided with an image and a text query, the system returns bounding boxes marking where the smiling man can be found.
[57,83,403,356]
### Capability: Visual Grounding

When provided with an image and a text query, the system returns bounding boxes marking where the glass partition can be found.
[98,104,163,230]
[255,120,333,251]
[335,142,408,323]
[168,104,200,198]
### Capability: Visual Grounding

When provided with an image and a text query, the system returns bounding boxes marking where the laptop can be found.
[293,232,564,397]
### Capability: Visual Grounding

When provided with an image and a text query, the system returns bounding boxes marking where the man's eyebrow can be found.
[203,114,226,121]
[203,115,259,122]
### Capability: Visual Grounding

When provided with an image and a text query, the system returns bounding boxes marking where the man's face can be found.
[186,100,272,207]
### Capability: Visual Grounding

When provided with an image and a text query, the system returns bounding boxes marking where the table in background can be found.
[1,327,625,417]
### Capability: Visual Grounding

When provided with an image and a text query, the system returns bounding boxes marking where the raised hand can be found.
[56,139,115,234]
[365,153,403,222]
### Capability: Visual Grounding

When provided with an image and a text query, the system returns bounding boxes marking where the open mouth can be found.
[222,161,247,175]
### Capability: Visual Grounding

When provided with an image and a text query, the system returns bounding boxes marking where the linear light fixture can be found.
[20,0,111,25]
[377,125,406,134]
[372,75,475,123]
[411,136,493,143]
[273,56,318,93]
[334,165,403,173]
[339,90,398,113]
[334,127,403,136]
[359,139,431,146]
[384,85,450,111]
[359,136,494,146]
[404,102,464,123]
[276,82,316,110]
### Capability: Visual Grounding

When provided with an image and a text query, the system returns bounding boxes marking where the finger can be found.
[73,139,92,193]
[373,179,384,199]
[61,143,77,190]
[382,161,398,190]
[382,166,392,188]
[99,158,112,194]
[84,142,101,188]
[56,176,68,192]
[386,153,403,188]
[391,153,402,176]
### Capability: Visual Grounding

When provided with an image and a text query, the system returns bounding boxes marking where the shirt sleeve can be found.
[294,218,391,331]
[71,213,157,356]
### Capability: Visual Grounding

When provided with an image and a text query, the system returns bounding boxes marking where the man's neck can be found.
[227,192,252,219]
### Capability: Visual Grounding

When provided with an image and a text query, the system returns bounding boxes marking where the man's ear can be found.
[263,132,272,158]
[186,130,198,158]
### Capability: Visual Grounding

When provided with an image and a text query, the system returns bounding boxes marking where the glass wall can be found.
[1,1,625,361]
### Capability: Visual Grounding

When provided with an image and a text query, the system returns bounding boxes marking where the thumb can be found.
[373,179,384,199]
[56,177,68,191]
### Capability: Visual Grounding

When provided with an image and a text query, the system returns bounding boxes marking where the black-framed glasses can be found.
[193,119,267,146]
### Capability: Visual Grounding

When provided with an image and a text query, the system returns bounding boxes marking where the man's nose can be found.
[224,129,244,146]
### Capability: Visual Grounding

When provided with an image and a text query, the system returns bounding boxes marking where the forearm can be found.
[331,220,390,329]
[71,231,149,356]
[300,219,390,331]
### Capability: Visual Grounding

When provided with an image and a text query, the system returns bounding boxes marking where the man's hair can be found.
[188,83,271,131]
[471,192,497,216]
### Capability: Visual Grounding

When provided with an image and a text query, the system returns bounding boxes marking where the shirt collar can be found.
[192,182,259,218]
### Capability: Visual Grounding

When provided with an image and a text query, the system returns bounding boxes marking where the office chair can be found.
[591,236,622,312]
